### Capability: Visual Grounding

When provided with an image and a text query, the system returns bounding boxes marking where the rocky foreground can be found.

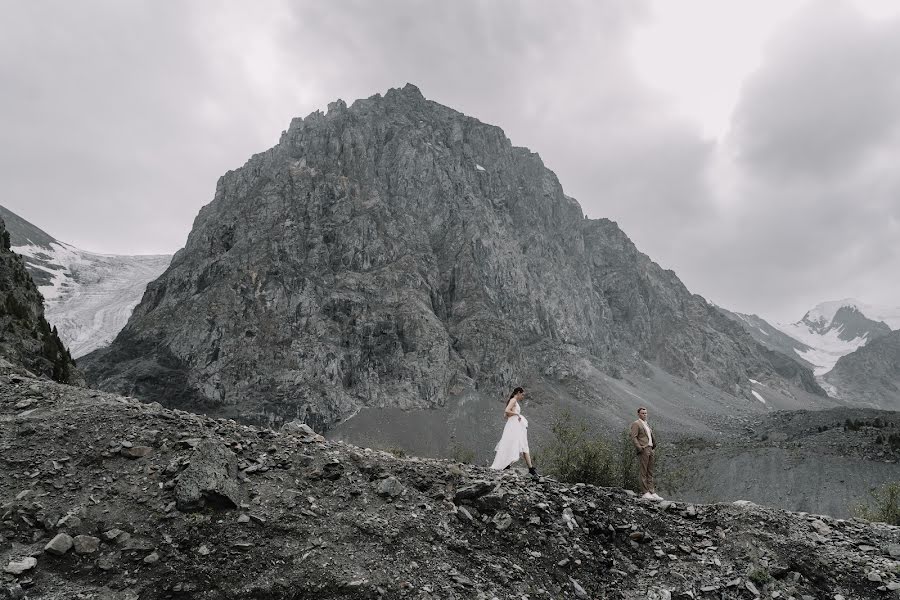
[1,373,899,600]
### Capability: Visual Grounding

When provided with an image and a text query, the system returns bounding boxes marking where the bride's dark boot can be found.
[528,466,538,478]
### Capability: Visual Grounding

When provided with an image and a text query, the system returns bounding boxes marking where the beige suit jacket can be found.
[630,419,654,452]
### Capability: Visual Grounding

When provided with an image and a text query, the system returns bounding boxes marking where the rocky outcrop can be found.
[826,330,900,409]
[82,84,821,428]
[1,372,897,599]
[0,216,78,383]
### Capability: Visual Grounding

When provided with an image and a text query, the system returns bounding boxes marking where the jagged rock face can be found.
[0,217,78,383]
[826,330,900,409]
[83,84,817,428]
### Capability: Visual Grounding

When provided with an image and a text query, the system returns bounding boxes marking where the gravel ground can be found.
[1,371,899,599]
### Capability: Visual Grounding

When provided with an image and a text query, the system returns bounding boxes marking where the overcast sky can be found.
[2,0,899,324]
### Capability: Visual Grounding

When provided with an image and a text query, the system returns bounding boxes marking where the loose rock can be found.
[375,476,405,498]
[3,557,36,575]
[73,535,101,554]
[45,532,74,556]
[174,439,242,511]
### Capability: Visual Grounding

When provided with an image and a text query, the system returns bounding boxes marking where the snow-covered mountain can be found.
[0,205,171,358]
[721,298,897,377]
[795,298,900,331]
[776,300,894,376]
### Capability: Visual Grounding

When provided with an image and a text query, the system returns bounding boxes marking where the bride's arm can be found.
[504,399,517,418]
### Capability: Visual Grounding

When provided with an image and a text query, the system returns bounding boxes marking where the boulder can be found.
[174,439,242,511]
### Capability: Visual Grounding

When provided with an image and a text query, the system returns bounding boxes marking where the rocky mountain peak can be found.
[830,305,892,342]
[799,299,896,336]
[82,85,821,437]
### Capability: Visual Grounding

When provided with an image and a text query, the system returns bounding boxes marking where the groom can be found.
[630,407,662,500]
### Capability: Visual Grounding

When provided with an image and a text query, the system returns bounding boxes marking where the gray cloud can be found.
[680,1,900,322]
[1,0,897,324]
[731,3,900,179]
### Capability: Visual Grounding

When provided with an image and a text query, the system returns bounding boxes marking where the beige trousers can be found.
[639,447,655,494]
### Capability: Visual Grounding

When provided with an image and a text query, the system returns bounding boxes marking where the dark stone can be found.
[454,481,495,502]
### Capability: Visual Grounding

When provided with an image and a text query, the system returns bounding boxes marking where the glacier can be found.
[13,241,170,358]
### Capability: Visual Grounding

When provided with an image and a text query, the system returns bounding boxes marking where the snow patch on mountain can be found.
[14,241,170,358]
[777,323,868,376]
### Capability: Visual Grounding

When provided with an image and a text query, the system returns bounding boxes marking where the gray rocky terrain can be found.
[81,84,823,438]
[670,407,900,518]
[0,216,77,384]
[826,330,900,409]
[2,371,899,599]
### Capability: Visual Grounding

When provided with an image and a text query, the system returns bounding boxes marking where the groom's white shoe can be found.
[641,492,655,499]
[651,493,663,501]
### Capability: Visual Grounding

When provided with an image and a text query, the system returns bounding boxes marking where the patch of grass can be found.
[449,443,475,465]
[384,446,407,458]
[748,567,771,586]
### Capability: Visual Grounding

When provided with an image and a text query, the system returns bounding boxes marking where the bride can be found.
[490,387,537,477]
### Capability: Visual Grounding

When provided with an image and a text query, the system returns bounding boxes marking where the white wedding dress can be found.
[490,400,529,470]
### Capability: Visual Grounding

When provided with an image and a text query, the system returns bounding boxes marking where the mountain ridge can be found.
[825,329,900,409]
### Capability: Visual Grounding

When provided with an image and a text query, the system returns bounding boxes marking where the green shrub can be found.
[539,411,650,492]
[852,482,900,526]
[748,567,771,585]
[538,411,611,487]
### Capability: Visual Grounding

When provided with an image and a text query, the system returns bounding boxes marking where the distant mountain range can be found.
[721,299,900,408]
[0,205,171,358]
[722,299,897,375]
